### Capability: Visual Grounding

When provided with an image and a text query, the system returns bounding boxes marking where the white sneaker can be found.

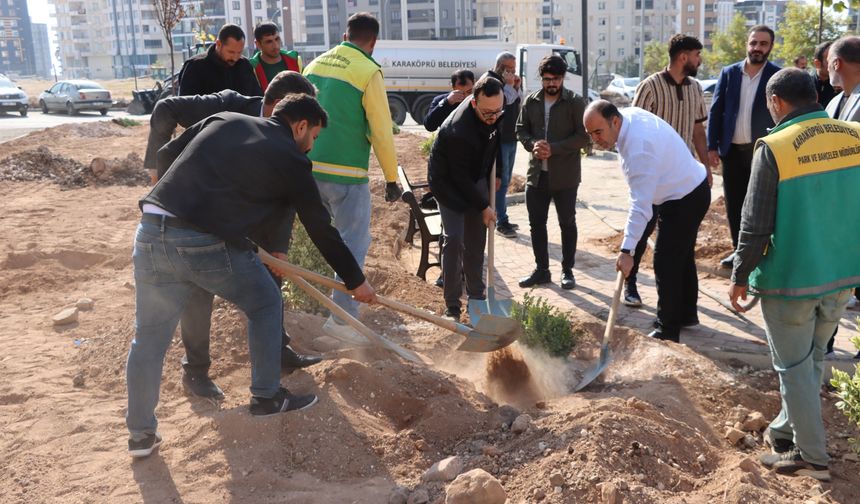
[322,316,370,346]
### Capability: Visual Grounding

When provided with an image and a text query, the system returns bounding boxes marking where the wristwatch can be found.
[620,248,631,255]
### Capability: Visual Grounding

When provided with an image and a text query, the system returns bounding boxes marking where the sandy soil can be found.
[0,125,858,504]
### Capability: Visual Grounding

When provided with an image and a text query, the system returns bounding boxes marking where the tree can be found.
[152,0,185,95]
[709,13,747,72]
[643,40,668,76]
[616,55,640,78]
[774,1,844,65]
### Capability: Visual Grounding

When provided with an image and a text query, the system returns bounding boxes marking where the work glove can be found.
[384,182,403,202]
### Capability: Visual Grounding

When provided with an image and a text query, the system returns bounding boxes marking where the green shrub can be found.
[281,219,334,315]
[420,133,436,157]
[830,319,860,453]
[112,117,141,127]
[510,293,580,357]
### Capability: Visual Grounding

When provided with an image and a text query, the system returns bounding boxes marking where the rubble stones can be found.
[444,469,506,504]
[497,405,520,428]
[511,414,531,435]
[742,434,758,449]
[549,472,565,487]
[422,456,464,482]
[738,457,759,473]
[75,298,94,310]
[725,427,746,445]
[389,486,410,504]
[742,412,769,432]
[52,307,79,326]
[600,482,620,504]
[407,488,429,504]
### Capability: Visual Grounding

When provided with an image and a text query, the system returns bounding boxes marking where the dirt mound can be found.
[0,147,148,188]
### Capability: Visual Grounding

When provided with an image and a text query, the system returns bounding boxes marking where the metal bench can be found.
[398,165,442,280]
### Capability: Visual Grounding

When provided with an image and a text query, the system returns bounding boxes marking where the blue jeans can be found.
[495,141,517,226]
[760,289,850,466]
[315,180,371,320]
[126,218,284,438]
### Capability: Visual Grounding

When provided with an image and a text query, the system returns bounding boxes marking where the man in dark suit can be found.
[707,25,780,268]
[143,71,320,400]
[424,69,475,132]
[178,24,262,97]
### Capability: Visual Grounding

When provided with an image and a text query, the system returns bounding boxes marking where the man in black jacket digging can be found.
[127,94,376,458]
[428,75,503,320]
[144,71,321,400]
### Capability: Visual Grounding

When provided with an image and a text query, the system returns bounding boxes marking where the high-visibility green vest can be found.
[750,110,860,298]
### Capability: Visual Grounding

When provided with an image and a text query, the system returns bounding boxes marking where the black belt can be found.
[141,213,207,233]
[730,142,755,152]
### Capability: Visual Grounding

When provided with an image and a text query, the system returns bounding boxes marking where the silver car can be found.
[39,80,112,116]
[0,74,28,117]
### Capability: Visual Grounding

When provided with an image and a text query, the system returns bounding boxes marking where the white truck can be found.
[373,40,587,125]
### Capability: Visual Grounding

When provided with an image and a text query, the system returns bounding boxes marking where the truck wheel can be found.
[19,108,27,117]
[410,95,435,126]
[40,100,48,114]
[388,96,407,126]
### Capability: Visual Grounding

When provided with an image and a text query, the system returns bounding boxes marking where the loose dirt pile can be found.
[0,146,149,187]
[593,196,735,272]
[0,125,857,504]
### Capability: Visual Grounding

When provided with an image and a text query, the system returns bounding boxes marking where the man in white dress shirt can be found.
[584,100,710,342]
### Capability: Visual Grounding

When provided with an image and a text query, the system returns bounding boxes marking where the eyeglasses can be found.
[476,106,505,120]
[542,76,563,83]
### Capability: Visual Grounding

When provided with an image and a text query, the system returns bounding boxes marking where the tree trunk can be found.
[168,38,176,96]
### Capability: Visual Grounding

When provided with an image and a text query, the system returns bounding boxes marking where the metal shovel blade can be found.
[455,313,523,352]
[574,270,625,392]
[467,289,512,323]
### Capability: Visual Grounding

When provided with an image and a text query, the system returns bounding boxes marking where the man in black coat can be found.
[128,94,377,458]
[178,24,262,97]
[423,69,474,132]
[143,71,319,399]
[428,75,503,320]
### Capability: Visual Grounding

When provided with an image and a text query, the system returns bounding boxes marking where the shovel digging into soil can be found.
[574,270,625,391]
[257,249,522,353]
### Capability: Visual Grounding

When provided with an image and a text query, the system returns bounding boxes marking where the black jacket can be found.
[178,45,262,97]
[143,112,365,289]
[486,70,521,143]
[424,93,456,132]
[144,90,263,169]
[428,99,500,212]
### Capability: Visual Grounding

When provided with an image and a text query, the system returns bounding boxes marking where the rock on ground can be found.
[52,307,78,326]
[422,456,464,482]
[445,468,506,504]
[511,414,532,434]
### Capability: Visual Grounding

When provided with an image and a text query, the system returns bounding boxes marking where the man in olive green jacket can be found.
[516,55,589,290]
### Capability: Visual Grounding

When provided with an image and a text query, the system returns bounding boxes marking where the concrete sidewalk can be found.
[401,149,860,374]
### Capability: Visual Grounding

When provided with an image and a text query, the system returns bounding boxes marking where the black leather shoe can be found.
[623,281,642,307]
[281,345,323,373]
[434,275,443,288]
[720,252,735,269]
[518,269,551,288]
[509,222,520,230]
[681,317,700,328]
[182,372,225,399]
[648,329,679,343]
[561,269,575,290]
[444,306,461,321]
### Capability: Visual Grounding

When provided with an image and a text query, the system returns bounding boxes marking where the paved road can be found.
[0,109,149,144]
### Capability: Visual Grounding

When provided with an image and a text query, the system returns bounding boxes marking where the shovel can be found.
[574,270,625,392]
[468,160,513,323]
[258,249,521,353]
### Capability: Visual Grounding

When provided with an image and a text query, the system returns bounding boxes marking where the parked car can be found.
[605,77,640,100]
[0,74,28,117]
[38,80,112,116]
[698,78,717,108]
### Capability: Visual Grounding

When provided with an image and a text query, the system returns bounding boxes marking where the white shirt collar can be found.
[617,112,630,150]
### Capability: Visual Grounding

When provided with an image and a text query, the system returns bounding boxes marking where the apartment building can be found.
[51,0,184,79]
[31,22,52,78]
[734,0,786,28]
[0,0,36,76]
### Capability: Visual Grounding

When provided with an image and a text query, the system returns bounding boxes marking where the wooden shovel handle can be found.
[257,248,468,337]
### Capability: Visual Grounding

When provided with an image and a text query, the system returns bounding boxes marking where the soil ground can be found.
[0,124,858,503]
